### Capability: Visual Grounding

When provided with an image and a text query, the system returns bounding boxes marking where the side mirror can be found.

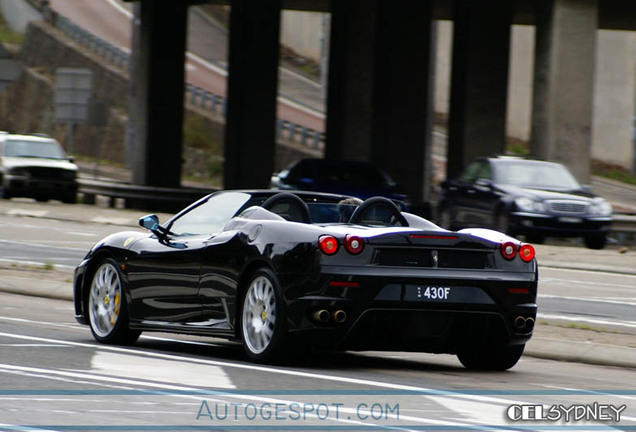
[139,214,161,234]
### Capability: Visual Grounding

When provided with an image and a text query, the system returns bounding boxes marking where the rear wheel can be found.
[240,268,287,363]
[87,259,140,345]
[457,344,525,371]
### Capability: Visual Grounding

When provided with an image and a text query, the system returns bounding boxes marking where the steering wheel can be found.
[348,197,409,227]
[261,192,311,223]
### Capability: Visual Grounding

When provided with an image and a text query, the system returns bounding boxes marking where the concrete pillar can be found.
[223,0,281,189]
[593,30,636,171]
[531,0,598,183]
[370,1,434,207]
[326,0,434,208]
[131,0,188,188]
[325,0,380,161]
[446,0,512,179]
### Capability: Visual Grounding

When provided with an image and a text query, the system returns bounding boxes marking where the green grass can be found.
[0,10,23,45]
[593,168,636,186]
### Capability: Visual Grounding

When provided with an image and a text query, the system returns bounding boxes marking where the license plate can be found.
[414,286,451,301]
[559,217,583,223]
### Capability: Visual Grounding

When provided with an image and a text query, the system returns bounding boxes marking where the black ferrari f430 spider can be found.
[74,190,538,370]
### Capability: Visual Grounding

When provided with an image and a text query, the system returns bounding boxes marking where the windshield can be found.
[168,192,253,236]
[4,139,67,159]
[316,163,389,186]
[494,162,581,190]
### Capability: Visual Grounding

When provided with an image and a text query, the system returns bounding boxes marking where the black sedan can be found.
[437,156,613,249]
[74,190,538,370]
[270,158,408,205]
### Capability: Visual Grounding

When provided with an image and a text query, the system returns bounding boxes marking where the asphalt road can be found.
[2,211,635,330]
[1,292,635,430]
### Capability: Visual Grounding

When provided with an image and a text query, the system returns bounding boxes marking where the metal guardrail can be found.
[79,178,217,212]
[46,6,326,150]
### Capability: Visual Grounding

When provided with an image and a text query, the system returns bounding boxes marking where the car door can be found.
[126,233,206,324]
[461,161,499,226]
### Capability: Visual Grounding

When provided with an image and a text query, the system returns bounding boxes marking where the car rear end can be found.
[284,228,537,355]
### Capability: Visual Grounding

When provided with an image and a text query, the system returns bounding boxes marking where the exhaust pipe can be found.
[514,316,535,331]
[312,309,330,323]
[514,316,527,330]
[332,310,347,323]
[525,317,535,331]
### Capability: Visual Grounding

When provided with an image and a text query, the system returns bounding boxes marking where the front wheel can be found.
[584,234,607,250]
[457,344,525,371]
[240,268,287,363]
[87,259,140,345]
[437,207,453,230]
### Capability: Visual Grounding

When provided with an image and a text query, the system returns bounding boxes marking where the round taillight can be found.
[318,235,339,255]
[519,243,535,262]
[344,235,364,255]
[500,241,517,260]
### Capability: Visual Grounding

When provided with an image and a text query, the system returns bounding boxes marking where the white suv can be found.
[0,132,79,203]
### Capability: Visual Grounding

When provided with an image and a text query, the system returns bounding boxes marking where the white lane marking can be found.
[539,293,636,307]
[0,330,531,405]
[4,327,632,429]
[0,239,86,253]
[91,351,235,389]
[0,258,75,269]
[538,313,636,329]
[0,422,58,431]
[105,0,131,17]
[541,275,636,290]
[0,363,468,431]
[90,216,135,225]
[0,344,68,347]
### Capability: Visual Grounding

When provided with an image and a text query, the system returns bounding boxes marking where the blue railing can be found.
[50,9,326,150]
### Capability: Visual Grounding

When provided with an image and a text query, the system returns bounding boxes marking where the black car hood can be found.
[496,184,596,201]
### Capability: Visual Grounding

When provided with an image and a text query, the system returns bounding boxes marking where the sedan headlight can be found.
[515,197,546,213]
[589,198,612,216]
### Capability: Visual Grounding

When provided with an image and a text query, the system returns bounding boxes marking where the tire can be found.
[457,344,525,371]
[61,193,77,204]
[87,259,140,345]
[494,210,511,235]
[240,268,287,363]
[584,234,607,250]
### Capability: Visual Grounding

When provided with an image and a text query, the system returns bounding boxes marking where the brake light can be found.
[344,235,364,255]
[519,243,535,262]
[500,241,517,260]
[318,235,339,255]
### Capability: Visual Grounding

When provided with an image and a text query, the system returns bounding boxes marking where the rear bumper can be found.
[282,268,537,354]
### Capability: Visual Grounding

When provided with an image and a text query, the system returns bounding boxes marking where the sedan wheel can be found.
[241,269,286,362]
[88,259,140,345]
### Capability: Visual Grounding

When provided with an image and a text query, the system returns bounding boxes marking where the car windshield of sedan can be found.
[494,162,581,190]
[4,139,67,159]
